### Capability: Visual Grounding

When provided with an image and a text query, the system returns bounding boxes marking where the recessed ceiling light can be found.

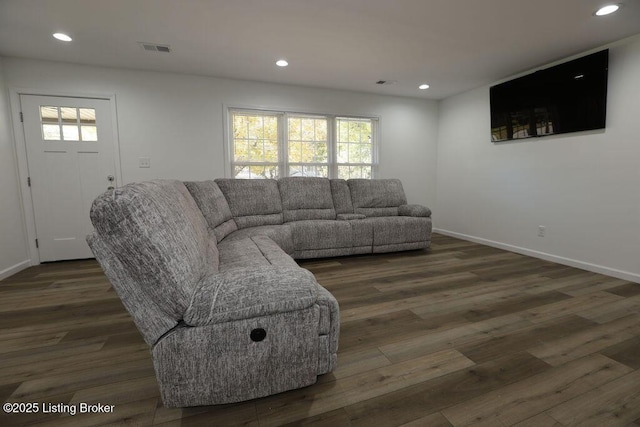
[276,59,289,67]
[419,84,430,90]
[595,4,620,16]
[53,32,72,42]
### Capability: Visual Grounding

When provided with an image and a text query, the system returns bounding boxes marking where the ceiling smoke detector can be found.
[139,42,171,53]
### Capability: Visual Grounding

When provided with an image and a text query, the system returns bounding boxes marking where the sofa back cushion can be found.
[184,180,238,242]
[89,180,216,329]
[348,179,408,217]
[278,177,336,222]
[330,179,354,214]
[215,178,283,228]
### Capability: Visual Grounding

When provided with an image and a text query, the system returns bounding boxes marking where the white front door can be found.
[21,95,117,262]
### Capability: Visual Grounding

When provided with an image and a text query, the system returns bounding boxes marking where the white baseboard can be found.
[433,228,640,283]
[0,259,31,281]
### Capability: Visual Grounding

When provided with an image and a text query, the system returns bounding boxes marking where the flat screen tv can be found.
[490,49,608,142]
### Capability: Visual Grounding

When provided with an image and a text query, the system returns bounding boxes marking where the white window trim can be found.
[224,105,380,179]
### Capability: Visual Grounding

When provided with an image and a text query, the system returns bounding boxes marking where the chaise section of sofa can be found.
[87,180,339,407]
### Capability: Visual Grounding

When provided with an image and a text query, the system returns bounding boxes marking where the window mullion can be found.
[328,116,336,179]
[281,113,288,177]
[371,120,378,178]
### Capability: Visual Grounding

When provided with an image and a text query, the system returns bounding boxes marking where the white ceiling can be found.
[1,0,640,99]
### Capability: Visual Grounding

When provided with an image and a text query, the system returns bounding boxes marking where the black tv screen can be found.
[490,49,608,142]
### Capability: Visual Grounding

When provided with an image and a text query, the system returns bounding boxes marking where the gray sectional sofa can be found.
[87,177,431,407]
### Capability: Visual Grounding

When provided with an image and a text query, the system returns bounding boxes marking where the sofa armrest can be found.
[337,213,366,220]
[398,204,432,218]
[184,266,318,326]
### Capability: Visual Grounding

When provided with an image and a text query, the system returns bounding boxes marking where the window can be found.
[336,117,373,179]
[40,106,97,142]
[229,109,377,179]
[288,116,329,178]
[231,112,279,179]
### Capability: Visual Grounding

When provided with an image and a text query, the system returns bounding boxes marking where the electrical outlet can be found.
[138,157,151,168]
[538,225,546,237]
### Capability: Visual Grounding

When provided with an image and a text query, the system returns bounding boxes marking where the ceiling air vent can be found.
[375,80,397,85]
[139,42,171,53]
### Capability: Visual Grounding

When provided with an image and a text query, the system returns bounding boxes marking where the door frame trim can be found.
[9,88,122,265]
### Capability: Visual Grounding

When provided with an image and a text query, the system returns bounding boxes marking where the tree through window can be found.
[230,109,377,179]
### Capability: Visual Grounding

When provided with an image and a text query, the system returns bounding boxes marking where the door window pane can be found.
[62,125,79,141]
[79,108,96,124]
[42,124,61,140]
[80,125,98,141]
[61,107,78,124]
[40,106,59,123]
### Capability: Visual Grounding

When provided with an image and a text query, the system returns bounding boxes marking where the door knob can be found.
[107,175,115,182]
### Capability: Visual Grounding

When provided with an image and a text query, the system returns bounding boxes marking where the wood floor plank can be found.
[10,358,155,401]
[330,347,391,379]
[343,352,549,427]
[522,291,624,323]
[440,354,632,426]
[576,294,640,324]
[527,314,640,366]
[512,413,564,427]
[547,368,640,427]
[378,313,532,363]
[256,349,474,427]
[600,336,640,369]
[0,342,149,386]
[459,314,596,364]
[280,408,353,426]
[399,412,453,427]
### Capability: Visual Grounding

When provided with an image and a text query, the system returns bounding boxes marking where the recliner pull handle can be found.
[250,328,266,342]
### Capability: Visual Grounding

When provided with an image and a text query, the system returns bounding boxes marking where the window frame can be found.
[225,106,379,179]
[228,109,283,179]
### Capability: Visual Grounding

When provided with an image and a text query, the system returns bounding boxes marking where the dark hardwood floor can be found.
[1,233,640,426]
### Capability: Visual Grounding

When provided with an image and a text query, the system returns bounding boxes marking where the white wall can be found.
[0,58,29,279]
[435,36,640,281]
[0,58,439,274]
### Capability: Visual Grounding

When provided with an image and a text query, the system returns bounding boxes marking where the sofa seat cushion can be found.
[363,216,431,246]
[184,266,318,326]
[398,204,432,218]
[278,177,336,222]
[215,179,283,228]
[184,180,238,242]
[223,225,294,255]
[218,235,297,271]
[288,220,355,251]
[348,179,408,217]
